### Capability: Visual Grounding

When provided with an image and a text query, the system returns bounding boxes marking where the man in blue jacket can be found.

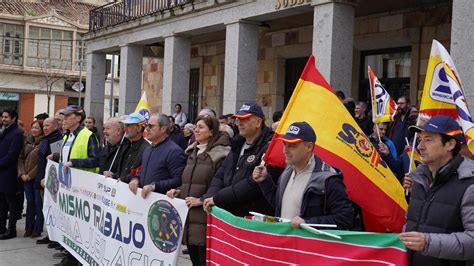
[129,113,186,198]
[0,108,24,240]
[253,122,354,229]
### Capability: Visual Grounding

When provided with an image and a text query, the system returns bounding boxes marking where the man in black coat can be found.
[0,109,24,240]
[203,103,283,217]
[253,122,354,229]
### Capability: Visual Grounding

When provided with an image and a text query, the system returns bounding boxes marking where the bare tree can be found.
[36,61,70,113]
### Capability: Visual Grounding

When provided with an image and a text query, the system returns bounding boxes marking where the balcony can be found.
[89,0,194,32]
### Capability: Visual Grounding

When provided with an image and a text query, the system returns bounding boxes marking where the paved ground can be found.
[0,217,192,266]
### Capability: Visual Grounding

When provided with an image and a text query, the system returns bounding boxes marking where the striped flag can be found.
[368,66,397,123]
[264,55,407,232]
[207,207,407,265]
[405,146,422,171]
[134,91,151,121]
[419,40,474,152]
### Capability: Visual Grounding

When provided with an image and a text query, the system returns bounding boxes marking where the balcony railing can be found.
[89,0,194,32]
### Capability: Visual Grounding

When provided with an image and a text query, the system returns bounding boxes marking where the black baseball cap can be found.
[279,122,316,144]
[34,113,49,120]
[410,115,464,143]
[233,103,265,119]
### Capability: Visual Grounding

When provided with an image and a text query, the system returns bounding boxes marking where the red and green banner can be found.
[207,207,407,265]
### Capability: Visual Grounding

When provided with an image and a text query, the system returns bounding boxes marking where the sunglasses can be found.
[145,124,159,130]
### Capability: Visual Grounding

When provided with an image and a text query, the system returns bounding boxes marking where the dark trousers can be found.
[34,188,44,233]
[0,192,19,233]
[188,245,206,266]
[24,181,36,232]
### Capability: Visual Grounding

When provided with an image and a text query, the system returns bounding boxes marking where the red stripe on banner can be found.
[420,108,458,118]
[300,56,332,90]
[207,215,406,265]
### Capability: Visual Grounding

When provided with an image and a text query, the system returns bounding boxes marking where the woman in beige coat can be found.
[167,115,230,266]
[18,120,43,237]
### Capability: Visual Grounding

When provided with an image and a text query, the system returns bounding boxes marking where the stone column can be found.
[312,0,355,96]
[451,0,474,107]
[162,35,191,115]
[223,21,258,114]
[119,44,143,115]
[84,52,106,132]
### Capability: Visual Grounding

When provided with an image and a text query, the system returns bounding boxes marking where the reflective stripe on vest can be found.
[62,128,99,173]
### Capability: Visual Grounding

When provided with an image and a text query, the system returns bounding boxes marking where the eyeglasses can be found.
[146,124,159,130]
[397,102,407,105]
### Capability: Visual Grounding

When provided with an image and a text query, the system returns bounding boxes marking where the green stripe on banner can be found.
[210,206,405,250]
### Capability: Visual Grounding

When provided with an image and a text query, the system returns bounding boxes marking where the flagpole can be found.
[406,114,421,196]
[375,123,382,143]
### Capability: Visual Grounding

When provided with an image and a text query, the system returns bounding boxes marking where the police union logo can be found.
[429,63,453,104]
[138,109,150,121]
[147,200,182,253]
[46,164,59,203]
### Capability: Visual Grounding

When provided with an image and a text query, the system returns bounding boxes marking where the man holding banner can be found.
[401,115,474,265]
[253,122,354,229]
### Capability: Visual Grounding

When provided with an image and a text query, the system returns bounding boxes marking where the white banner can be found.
[43,161,189,266]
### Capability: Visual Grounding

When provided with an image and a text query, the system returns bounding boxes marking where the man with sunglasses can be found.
[128,113,186,199]
[388,96,418,156]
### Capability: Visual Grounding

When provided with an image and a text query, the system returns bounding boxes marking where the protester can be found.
[369,123,397,159]
[84,116,101,142]
[272,110,283,131]
[226,113,239,137]
[198,108,216,117]
[218,115,228,126]
[51,105,100,173]
[388,96,417,156]
[54,110,64,130]
[253,122,354,229]
[17,120,43,238]
[167,115,231,266]
[35,117,62,245]
[128,113,186,199]
[168,115,188,150]
[202,103,283,217]
[335,90,355,117]
[0,109,24,240]
[183,123,196,146]
[100,117,127,176]
[354,101,373,136]
[173,103,188,128]
[116,113,149,183]
[400,115,474,265]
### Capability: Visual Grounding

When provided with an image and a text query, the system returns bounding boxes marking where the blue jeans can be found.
[33,189,44,234]
[24,181,36,232]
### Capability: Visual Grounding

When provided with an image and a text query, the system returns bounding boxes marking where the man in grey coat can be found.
[401,115,474,266]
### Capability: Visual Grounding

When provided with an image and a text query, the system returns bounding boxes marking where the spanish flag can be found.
[419,40,474,152]
[405,146,422,171]
[368,66,397,123]
[134,91,151,121]
[264,55,408,232]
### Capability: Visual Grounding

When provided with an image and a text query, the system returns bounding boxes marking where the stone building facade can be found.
[85,0,473,128]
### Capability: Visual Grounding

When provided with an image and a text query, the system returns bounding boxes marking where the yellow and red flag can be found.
[264,55,407,232]
[368,66,397,123]
[419,40,474,152]
[134,91,151,121]
[405,146,422,171]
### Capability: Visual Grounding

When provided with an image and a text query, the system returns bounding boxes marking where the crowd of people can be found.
[0,95,472,265]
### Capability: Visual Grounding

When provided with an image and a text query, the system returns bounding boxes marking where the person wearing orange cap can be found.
[252,121,354,229]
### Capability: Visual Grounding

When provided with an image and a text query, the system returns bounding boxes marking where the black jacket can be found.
[35,129,62,189]
[203,125,283,217]
[119,137,149,183]
[99,138,129,175]
[0,123,24,194]
[388,107,417,156]
[258,155,354,229]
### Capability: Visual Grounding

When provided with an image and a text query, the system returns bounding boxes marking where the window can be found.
[75,33,86,71]
[359,47,411,103]
[0,23,24,65]
[27,26,72,69]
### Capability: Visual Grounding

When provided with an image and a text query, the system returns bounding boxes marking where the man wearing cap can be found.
[114,113,149,183]
[128,113,186,198]
[400,115,474,265]
[252,122,354,229]
[203,103,283,217]
[100,117,127,177]
[51,105,100,173]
